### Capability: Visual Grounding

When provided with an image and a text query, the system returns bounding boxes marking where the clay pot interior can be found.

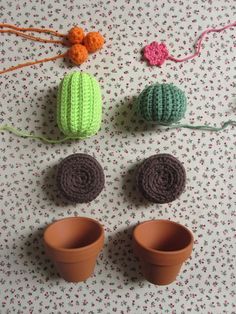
[133,220,193,285]
[135,220,192,252]
[44,218,103,250]
[44,217,104,282]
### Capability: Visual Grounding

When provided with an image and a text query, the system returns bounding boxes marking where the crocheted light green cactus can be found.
[57,72,102,138]
[137,83,187,124]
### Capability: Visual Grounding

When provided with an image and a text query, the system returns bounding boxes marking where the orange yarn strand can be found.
[0,23,65,38]
[0,24,90,74]
[0,29,67,45]
[0,53,67,75]
[0,23,70,74]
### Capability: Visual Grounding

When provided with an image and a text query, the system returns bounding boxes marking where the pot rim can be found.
[44,216,104,253]
[133,219,194,255]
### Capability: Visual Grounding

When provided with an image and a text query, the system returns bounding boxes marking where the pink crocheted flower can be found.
[143,42,169,66]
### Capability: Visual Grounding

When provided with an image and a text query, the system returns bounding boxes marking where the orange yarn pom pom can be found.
[83,32,104,53]
[67,44,88,65]
[68,27,84,44]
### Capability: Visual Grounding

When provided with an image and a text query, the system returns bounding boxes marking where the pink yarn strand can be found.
[168,21,236,63]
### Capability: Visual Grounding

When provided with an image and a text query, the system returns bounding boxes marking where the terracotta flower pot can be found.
[133,219,193,285]
[44,217,104,282]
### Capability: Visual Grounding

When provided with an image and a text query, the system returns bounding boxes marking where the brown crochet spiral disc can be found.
[136,154,186,204]
[57,154,105,203]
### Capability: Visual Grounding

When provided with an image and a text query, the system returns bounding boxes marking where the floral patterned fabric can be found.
[0,0,235,313]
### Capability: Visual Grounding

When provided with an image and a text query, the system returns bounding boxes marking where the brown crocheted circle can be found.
[136,154,186,204]
[57,154,105,203]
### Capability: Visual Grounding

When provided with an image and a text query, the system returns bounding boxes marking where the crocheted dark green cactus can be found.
[137,83,187,124]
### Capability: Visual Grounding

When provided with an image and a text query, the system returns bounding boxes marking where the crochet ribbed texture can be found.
[137,83,187,124]
[57,153,105,203]
[136,154,186,204]
[0,75,235,143]
[57,72,102,138]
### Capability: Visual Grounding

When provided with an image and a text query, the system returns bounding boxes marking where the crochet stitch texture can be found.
[67,44,88,65]
[136,154,186,204]
[57,72,102,138]
[137,83,187,124]
[67,26,85,44]
[83,32,104,52]
[143,42,169,66]
[57,153,105,203]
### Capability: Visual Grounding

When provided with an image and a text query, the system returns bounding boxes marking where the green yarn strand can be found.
[160,120,236,131]
[0,120,235,144]
[0,125,90,144]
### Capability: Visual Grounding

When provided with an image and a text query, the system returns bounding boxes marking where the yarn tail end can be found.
[0,125,82,144]
[160,120,236,131]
